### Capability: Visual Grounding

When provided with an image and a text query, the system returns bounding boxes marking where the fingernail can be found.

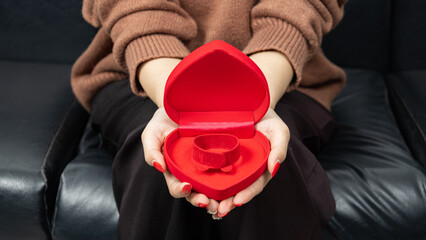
[271,160,281,178]
[152,160,165,173]
[212,215,222,220]
[181,183,192,194]
[198,203,207,208]
[233,202,244,207]
[207,209,217,215]
[217,212,228,218]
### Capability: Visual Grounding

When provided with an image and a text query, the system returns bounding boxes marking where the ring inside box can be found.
[193,134,240,173]
[164,129,269,200]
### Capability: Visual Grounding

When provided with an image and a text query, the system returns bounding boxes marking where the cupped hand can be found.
[141,108,220,214]
[212,107,290,219]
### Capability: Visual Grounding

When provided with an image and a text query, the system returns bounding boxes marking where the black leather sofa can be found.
[1,0,425,239]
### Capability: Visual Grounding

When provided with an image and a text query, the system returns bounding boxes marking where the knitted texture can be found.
[72,0,346,111]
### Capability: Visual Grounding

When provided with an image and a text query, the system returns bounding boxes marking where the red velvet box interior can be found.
[163,40,271,200]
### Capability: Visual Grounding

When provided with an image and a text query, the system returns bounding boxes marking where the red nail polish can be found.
[153,161,165,173]
[198,203,207,208]
[218,212,228,218]
[233,203,244,207]
[271,161,280,178]
[182,184,192,194]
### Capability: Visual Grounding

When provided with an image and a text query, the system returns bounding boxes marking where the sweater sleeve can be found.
[243,0,346,90]
[82,0,197,96]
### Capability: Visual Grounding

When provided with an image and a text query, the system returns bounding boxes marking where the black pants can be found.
[91,80,337,240]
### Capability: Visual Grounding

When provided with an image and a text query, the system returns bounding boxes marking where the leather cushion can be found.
[391,2,426,71]
[387,71,426,168]
[0,61,87,240]
[322,0,391,71]
[51,127,118,240]
[0,0,96,63]
[320,69,426,239]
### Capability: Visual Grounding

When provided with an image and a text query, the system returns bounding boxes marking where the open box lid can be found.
[164,40,270,134]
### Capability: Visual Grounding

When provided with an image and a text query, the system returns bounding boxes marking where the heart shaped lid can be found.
[164,40,270,133]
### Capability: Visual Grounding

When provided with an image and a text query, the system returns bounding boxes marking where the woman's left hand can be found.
[212,107,290,219]
[211,50,294,219]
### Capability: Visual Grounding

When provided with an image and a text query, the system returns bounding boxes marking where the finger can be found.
[206,199,219,215]
[141,128,167,173]
[186,192,209,208]
[267,124,289,178]
[233,172,270,206]
[217,196,235,218]
[163,170,192,198]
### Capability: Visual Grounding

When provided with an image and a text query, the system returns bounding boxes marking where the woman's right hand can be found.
[141,108,221,214]
[139,58,221,215]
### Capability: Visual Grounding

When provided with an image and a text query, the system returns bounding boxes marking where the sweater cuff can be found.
[243,18,308,90]
[125,34,190,97]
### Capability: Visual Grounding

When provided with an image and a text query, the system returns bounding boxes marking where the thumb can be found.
[266,124,290,178]
[141,128,167,173]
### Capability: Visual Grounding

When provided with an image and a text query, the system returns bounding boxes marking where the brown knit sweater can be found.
[72,0,347,112]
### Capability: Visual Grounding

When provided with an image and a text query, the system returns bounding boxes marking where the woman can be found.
[71,0,347,239]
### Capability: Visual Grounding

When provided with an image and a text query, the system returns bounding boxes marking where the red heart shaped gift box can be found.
[163,40,271,200]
